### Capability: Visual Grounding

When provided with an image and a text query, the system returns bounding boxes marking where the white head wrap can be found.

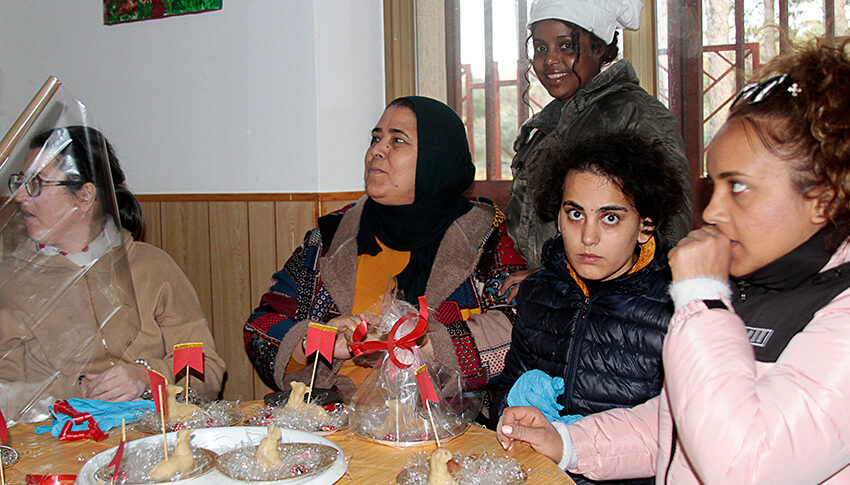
[528,0,644,44]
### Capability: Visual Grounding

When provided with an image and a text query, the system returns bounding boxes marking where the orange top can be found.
[342,240,411,386]
[351,239,410,314]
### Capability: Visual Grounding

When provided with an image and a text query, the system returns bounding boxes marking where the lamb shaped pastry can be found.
[165,384,199,422]
[283,381,327,419]
[254,423,284,470]
[428,447,458,485]
[148,428,194,481]
[376,398,425,438]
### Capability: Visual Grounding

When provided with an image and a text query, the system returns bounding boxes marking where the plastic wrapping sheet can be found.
[0,85,141,423]
[133,400,242,434]
[245,402,349,435]
[348,298,481,447]
[396,450,527,485]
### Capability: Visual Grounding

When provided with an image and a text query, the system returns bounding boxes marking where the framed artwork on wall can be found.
[104,0,222,25]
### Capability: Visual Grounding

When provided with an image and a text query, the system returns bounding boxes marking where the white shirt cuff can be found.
[551,421,578,470]
[668,277,732,311]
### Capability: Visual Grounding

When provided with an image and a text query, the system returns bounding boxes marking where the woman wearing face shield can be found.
[0,126,225,422]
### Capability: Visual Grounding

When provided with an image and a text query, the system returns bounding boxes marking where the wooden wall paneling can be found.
[159,202,213,321]
[139,201,162,247]
[208,201,253,401]
[273,201,317,270]
[320,199,359,217]
[247,201,277,399]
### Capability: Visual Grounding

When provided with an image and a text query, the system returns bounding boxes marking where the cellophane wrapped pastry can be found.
[348,298,481,447]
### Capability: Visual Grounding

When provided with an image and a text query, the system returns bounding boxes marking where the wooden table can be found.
[3,401,573,484]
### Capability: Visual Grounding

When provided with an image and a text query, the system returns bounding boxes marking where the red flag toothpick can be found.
[415,364,443,447]
[415,365,440,408]
[173,342,204,376]
[305,321,338,363]
[148,370,168,422]
[107,439,125,484]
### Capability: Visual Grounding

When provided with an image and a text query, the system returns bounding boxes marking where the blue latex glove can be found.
[506,369,583,424]
[35,398,155,437]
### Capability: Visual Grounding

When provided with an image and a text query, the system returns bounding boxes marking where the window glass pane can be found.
[459,1,553,181]
[459,1,486,178]
[494,1,522,180]
[702,0,737,155]
[656,0,670,109]
[838,1,850,36]
[790,0,825,40]
[656,0,846,176]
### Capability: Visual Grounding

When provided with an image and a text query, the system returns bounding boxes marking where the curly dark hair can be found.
[521,20,619,108]
[533,132,685,234]
[727,41,850,246]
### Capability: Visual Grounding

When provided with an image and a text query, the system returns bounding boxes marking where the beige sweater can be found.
[0,231,224,422]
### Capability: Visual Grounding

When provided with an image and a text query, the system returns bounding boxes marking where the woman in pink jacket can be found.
[497,43,850,483]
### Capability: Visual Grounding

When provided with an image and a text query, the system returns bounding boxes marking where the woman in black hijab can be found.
[244,96,526,398]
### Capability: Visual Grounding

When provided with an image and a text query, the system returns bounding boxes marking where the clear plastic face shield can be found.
[0,82,141,423]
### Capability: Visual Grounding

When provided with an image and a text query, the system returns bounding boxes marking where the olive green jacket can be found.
[504,59,693,269]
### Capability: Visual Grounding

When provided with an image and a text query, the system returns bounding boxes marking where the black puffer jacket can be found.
[492,235,672,419]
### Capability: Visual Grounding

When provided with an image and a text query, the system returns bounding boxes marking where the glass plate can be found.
[215,443,338,482]
[94,448,216,484]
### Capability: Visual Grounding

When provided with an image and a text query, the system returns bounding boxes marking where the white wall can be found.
[0,1,385,194]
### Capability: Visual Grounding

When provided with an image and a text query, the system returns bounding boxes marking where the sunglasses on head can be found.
[730,73,801,110]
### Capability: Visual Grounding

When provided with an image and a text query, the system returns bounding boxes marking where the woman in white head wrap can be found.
[502,0,693,283]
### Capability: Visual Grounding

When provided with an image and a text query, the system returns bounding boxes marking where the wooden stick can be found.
[110,419,125,485]
[158,386,168,461]
[1,446,5,485]
[425,400,441,448]
[306,353,319,405]
[0,76,61,167]
[185,365,190,405]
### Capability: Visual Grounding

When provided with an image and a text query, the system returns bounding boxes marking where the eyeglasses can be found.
[8,173,80,197]
[730,73,801,109]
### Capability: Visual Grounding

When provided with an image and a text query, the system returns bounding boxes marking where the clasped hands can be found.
[81,362,149,402]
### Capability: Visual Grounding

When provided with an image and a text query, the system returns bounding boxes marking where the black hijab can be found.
[356,96,475,304]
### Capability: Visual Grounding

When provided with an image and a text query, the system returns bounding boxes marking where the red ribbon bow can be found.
[52,400,108,442]
[348,296,429,369]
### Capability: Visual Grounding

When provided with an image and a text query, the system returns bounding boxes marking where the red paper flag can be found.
[148,370,168,421]
[173,342,204,375]
[107,438,125,483]
[0,407,7,445]
[305,321,338,363]
[415,364,440,408]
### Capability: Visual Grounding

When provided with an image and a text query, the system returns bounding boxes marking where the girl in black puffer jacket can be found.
[491,132,688,485]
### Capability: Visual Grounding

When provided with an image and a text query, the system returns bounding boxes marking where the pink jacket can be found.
[565,240,850,484]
